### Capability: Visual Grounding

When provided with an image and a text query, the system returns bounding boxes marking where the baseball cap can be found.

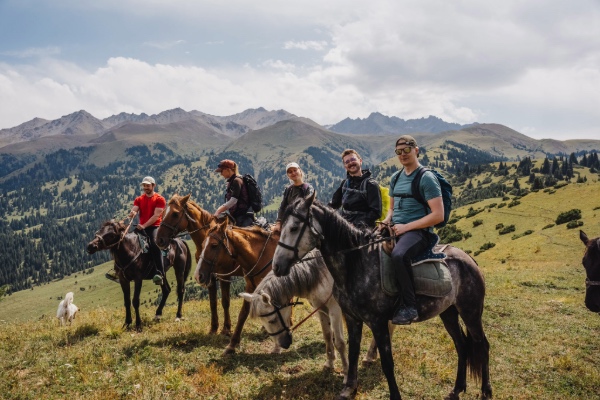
[286,162,300,172]
[215,159,235,172]
[141,176,155,185]
[396,135,417,147]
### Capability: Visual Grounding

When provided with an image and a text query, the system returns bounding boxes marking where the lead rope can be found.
[290,291,334,332]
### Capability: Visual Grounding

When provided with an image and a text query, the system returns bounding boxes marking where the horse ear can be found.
[239,292,254,302]
[302,190,316,210]
[182,194,191,204]
[580,230,589,245]
[260,291,272,305]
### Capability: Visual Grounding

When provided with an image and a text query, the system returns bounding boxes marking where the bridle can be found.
[277,207,324,263]
[159,204,211,239]
[586,279,600,287]
[259,291,333,336]
[93,220,130,250]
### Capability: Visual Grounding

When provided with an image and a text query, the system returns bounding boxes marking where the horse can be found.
[239,252,349,378]
[195,218,277,355]
[579,230,600,313]
[155,194,235,336]
[86,219,192,331]
[272,193,492,400]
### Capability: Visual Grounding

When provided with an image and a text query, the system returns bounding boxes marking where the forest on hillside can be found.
[0,141,598,294]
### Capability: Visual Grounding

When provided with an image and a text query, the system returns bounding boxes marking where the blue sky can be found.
[0,0,599,140]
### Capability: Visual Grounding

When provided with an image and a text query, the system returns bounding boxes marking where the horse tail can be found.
[64,292,74,309]
[465,328,489,383]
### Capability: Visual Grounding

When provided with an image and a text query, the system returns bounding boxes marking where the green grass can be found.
[1,180,600,399]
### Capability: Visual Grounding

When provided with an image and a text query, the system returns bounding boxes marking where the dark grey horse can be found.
[87,220,192,330]
[580,230,600,313]
[272,193,492,400]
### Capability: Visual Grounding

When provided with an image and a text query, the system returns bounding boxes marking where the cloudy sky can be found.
[0,0,598,140]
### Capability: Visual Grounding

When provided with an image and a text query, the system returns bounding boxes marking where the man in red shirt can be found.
[128,176,167,285]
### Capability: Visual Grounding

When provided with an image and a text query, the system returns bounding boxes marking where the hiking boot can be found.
[105,271,119,283]
[152,274,164,285]
[392,305,418,325]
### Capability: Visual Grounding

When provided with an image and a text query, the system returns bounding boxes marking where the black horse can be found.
[87,220,192,330]
[579,230,600,313]
[273,193,492,400]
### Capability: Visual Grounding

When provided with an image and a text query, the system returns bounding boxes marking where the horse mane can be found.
[231,224,272,239]
[249,254,326,318]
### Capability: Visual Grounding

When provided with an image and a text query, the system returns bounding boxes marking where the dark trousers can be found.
[391,229,430,307]
[144,226,165,276]
[234,212,255,228]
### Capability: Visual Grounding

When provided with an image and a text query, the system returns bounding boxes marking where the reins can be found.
[260,291,334,336]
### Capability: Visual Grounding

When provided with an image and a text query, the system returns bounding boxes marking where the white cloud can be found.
[283,41,328,51]
[0,46,61,58]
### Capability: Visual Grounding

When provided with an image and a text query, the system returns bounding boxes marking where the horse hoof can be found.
[444,392,460,400]
[335,386,357,400]
[154,315,162,321]
[222,347,236,356]
[220,330,232,337]
[361,358,376,366]
[174,317,181,322]
[208,329,218,335]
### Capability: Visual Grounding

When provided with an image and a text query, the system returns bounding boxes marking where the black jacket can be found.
[329,170,382,228]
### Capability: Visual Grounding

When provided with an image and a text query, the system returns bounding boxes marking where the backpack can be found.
[242,174,263,213]
[391,167,452,228]
[342,177,386,221]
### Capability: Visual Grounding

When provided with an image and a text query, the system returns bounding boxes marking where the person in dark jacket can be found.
[273,162,315,233]
[214,159,254,227]
[329,149,382,229]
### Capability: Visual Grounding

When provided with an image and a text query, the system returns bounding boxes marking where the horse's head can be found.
[580,230,600,313]
[194,218,235,286]
[86,220,127,254]
[156,194,192,249]
[239,290,293,350]
[273,191,322,277]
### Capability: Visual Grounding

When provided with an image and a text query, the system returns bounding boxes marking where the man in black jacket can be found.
[329,149,382,229]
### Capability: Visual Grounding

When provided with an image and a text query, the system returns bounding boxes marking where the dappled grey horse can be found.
[580,230,600,313]
[273,193,492,400]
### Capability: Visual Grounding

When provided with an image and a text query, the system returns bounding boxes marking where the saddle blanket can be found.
[380,246,452,298]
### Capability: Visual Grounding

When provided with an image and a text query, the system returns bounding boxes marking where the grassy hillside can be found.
[1,178,600,399]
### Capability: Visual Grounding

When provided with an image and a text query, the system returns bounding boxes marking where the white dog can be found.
[56,292,80,326]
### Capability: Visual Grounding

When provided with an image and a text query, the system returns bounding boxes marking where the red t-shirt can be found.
[134,193,166,226]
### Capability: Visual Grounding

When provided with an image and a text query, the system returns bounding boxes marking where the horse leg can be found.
[459,308,493,399]
[155,278,171,321]
[175,268,185,321]
[439,306,468,400]
[363,320,395,365]
[223,293,251,356]
[132,280,143,331]
[329,304,348,382]
[120,279,133,329]
[208,276,219,334]
[371,320,402,400]
[220,280,232,336]
[316,311,336,370]
[336,314,363,400]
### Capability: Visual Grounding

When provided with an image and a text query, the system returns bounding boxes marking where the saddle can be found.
[378,225,452,297]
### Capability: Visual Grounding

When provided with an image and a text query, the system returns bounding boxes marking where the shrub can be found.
[473,219,483,227]
[554,182,568,189]
[502,196,510,201]
[437,224,464,243]
[499,225,516,235]
[495,223,504,230]
[488,203,497,209]
[556,209,581,225]
[508,200,521,208]
[566,220,584,229]
[542,224,555,230]
[480,242,496,251]
[464,232,472,239]
[498,203,506,208]
[512,230,534,240]
[466,207,483,218]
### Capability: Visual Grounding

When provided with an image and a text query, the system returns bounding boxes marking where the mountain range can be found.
[1,108,599,167]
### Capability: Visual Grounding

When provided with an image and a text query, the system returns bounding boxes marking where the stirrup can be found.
[105,272,120,283]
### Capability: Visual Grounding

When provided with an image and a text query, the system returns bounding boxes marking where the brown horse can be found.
[580,230,600,313]
[155,194,235,335]
[86,220,192,331]
[195,218,278,354]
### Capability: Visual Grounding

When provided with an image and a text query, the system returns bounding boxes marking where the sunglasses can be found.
[395,147,413,155]
[344,157,359,165]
